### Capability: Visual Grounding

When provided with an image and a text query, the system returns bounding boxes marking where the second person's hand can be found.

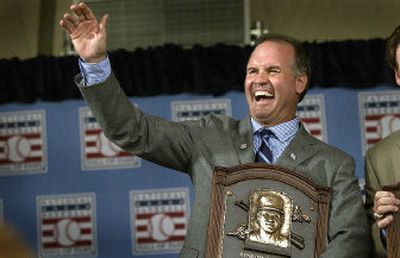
[373,191,400,228]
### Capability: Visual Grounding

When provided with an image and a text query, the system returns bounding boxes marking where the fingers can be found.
[65,2,96,24]
[71,4,86,22]
[375,191,396,200]
[59,15,75,33]
[78,2,97,21]
[64,12,79,26]
[374,191,400,213]
[373,191,400,229]
[60,2,101,37]
[59,4,84,33]
[374,191,400,207]
[59,2,107,61]
[377,214,394,229]
[98,14,109,34]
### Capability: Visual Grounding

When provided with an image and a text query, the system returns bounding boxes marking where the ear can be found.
[295,73,308,95]
[395,69,400,86]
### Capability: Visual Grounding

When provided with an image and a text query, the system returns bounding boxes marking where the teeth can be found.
[255,91,273,98]
[255,91,273,101]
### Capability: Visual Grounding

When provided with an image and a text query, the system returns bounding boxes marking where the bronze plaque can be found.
[383,181,400,258]
[206,163,331,258]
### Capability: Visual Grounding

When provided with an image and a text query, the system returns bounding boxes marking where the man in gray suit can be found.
[60,2,370,257]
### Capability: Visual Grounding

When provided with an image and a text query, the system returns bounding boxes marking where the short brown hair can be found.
[386,25,400,70]
[254,33,311,103]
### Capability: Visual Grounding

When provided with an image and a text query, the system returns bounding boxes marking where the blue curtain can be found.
[0,39,394,104]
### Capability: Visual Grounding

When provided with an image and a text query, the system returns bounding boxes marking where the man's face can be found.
[395,46,400,86]
[245,41,307,127]
[257,209,283,234]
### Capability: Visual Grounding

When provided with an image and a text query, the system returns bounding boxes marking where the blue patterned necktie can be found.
[256,129,274,163]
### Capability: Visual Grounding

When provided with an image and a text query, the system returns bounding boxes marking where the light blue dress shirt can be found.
[251,117,300,164]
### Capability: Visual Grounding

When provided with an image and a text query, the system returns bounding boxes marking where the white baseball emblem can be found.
[150,214,175,241]
[55,219,81,246]
[7,136,31,162]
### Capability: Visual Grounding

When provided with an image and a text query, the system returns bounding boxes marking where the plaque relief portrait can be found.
[247,189,293,250]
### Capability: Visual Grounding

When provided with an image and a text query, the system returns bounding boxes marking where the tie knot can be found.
[257,128,274,139]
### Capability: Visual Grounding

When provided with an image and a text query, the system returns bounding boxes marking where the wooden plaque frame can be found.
[205,163,331,258]
[383,181,400,258]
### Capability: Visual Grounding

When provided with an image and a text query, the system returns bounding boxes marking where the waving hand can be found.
[59,2,108,63]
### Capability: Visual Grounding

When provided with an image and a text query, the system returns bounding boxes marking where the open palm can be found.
[60,2,108,63]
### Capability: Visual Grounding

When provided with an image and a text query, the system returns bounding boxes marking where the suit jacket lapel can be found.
[395,159,400,184]
[276,124,319,170]
[391,133,400,183]
[235,115,255,164]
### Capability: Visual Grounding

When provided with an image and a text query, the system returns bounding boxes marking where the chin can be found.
[252,113,272,123]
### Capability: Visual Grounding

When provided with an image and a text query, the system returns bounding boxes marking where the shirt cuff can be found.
[78,56,111,86]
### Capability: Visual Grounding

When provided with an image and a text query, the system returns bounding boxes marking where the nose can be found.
[253,70,269,85]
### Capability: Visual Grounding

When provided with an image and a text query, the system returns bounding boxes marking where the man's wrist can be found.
[81,54,107,64]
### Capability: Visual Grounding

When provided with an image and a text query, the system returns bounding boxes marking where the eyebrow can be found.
[246,64,282,71]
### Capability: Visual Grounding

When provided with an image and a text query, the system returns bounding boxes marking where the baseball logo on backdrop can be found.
[171,99,231,121]
[0,110,47,176]
[296,95,327,142]
[130,188,190,255]
[79,107,141,170]
[37,193,97,257]
[359,91,400,154]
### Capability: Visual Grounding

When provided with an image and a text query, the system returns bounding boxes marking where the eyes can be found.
[246,67,281,76]
[258,211,283,222]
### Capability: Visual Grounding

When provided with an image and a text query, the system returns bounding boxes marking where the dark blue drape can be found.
[0,39,395,104]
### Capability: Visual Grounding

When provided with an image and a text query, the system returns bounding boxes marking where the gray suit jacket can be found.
[365,130,400,258]
[78,73,370,258]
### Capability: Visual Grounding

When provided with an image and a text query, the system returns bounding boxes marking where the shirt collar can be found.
[251,117,300,142]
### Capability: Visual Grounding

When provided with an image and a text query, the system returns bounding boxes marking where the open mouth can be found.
[255,91,274,101]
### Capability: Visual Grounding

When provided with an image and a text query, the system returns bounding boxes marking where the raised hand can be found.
[59,2,108,63]
[373,191,400,228]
